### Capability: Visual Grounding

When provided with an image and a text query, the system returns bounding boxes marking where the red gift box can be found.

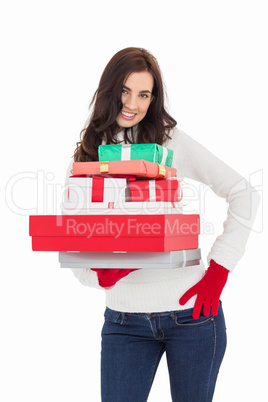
[29,214,199,252]
[129,179,182,202]
[72,160,177,179]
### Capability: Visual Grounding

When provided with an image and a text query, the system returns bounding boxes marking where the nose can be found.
[123,94,138,111]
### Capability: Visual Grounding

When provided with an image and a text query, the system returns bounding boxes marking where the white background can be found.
[1,1,267,401]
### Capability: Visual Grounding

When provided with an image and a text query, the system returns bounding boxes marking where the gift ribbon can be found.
[158,164,166,178]
[182,250,187,268]
[148,181,156,201]
[121,144,131,160]
[92,176,105,202]
[100,161,109,173]
[160,147,168,165]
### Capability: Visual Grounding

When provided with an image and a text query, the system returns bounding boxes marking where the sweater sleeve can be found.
[166,129,260,272]
[62,158,104,289]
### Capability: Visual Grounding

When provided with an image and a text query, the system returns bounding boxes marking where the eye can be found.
[139,93,149,99]
[122,89,128,95]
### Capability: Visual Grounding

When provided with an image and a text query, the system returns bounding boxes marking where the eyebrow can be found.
[123,85,152,94]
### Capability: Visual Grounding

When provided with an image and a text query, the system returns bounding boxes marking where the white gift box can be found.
[59,248,201,269]
[68,176,128,203]
[60,201,184,215]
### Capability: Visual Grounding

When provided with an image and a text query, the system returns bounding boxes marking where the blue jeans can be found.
[101,302,226,402]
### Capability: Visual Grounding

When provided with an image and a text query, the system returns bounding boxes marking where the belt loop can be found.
[120,312,125,325]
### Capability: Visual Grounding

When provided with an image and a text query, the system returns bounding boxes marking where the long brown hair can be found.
[74,47,177,162]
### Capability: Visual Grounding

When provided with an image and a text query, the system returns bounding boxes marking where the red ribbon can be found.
[92,176,105,202]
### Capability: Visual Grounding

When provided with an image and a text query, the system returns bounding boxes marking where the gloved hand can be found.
[91,268,139,288]
[179,259,229,319]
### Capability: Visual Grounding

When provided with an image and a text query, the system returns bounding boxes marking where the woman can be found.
[66,47,259,401]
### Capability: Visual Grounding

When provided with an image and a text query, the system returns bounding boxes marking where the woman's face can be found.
[116,71,154,128]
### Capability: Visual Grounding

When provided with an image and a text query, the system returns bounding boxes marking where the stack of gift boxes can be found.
[29,144,201,269]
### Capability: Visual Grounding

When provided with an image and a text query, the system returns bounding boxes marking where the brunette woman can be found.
[66,47,259,402]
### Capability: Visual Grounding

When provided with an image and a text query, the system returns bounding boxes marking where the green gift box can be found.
[98,143,173,167]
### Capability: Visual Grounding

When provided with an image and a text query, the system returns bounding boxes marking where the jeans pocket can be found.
[175,312,214,328]
[104,307,126,326]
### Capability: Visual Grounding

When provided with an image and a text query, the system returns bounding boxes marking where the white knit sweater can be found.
[65,128,260,313]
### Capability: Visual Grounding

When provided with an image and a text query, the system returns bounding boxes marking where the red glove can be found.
[91,268,139,288]
[179,259,229,319]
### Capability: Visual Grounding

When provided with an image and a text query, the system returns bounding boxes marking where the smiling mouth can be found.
[121,111,137,120]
